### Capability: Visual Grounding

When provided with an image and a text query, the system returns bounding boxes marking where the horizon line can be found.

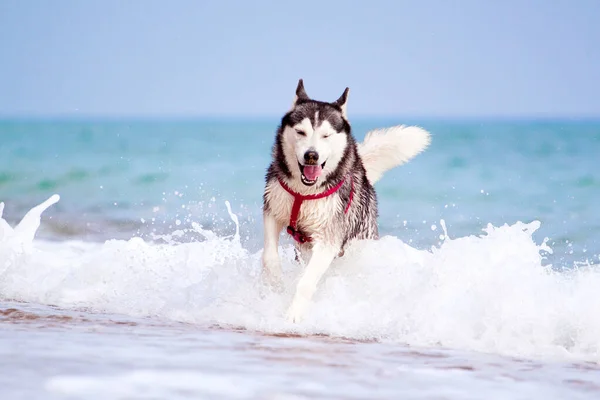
[1,113,599,123]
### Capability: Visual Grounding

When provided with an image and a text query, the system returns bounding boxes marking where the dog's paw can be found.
[261,257,284,293]
[285,297,309,323]
[260,268,284,293]
[262,274,284,293]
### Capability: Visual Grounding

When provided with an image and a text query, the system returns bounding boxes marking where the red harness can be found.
[278,176,354,244]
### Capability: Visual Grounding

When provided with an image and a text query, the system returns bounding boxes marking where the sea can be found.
[1,118,600,399]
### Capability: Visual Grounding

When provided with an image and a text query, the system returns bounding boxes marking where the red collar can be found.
[278,175,354,244]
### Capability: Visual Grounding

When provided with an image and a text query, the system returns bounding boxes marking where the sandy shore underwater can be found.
[1,301,600,400]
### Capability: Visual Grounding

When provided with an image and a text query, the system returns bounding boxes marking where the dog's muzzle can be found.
[298,149,326,186]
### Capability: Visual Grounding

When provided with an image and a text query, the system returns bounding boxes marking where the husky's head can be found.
[275,79,353,187]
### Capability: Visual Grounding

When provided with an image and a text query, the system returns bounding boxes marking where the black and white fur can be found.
[262,79,431,323]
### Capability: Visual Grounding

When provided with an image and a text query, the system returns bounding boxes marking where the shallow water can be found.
[3,301,600,400]
[1,119,600,398]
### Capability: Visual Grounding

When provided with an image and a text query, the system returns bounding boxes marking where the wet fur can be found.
[262,79,430,323]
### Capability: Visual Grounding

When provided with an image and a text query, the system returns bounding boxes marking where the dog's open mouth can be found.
[299,161,326,186]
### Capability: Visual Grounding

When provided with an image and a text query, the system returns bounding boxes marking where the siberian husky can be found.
[262,79,431,323]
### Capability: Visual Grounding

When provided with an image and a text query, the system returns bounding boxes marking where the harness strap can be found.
[278,175,354,244]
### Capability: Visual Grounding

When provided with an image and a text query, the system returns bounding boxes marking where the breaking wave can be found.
[2,195,600,363]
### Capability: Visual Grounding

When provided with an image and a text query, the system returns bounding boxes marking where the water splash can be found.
[1,194,60,274]
[2,196,600,363]
[13,194,60,241]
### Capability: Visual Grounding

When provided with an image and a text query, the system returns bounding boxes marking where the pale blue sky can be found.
[1,0,599,118]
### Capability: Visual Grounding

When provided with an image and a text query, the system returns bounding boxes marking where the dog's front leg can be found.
[261,212,284,291]
[286,242,339,323]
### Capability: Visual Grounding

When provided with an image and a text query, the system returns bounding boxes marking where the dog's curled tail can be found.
[358,125,431,185]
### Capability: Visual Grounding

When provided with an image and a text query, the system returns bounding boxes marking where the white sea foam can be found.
[2,195,600,363]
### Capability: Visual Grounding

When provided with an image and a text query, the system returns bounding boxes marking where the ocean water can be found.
[1,118,600,399]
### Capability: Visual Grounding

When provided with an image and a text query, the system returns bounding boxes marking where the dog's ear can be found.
[333,87,350,118]
[291,79,309,108]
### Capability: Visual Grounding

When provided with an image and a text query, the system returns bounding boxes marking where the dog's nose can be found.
[304,150,319,165]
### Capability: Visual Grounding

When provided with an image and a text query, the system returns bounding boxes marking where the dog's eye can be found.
[296,130,306,136]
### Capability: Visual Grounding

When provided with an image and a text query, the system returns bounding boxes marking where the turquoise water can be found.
[1,118,598,266]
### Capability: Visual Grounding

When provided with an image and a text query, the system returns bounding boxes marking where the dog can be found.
[261,79,431,323]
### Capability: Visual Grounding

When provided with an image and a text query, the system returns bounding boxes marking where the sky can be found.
[1,0,599,118]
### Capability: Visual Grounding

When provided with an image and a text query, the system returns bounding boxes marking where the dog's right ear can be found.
[291,79,309,108]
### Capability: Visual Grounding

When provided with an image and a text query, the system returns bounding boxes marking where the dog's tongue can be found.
[303,165,322,181]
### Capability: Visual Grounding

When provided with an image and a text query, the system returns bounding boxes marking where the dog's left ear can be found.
[333,87,350,118]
